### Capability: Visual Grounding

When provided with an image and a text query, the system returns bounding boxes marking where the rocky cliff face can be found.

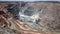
[20,2,60,33]
[0,2,41,34]
[0,1,60,34]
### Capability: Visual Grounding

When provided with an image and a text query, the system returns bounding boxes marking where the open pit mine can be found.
[0,1,60,34]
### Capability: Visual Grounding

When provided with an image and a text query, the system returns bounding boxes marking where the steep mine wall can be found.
[0,1,60,34]
[20,1,60,33]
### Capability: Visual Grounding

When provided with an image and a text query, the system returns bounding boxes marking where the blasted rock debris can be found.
[0,1,60,34]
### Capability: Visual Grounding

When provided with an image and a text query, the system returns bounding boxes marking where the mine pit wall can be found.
[20,2,60,32]
[0,1,60,34]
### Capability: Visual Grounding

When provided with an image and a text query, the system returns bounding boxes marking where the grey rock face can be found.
[19,2,60,32]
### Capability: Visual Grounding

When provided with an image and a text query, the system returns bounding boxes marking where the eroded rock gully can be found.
[0,2,60,34]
